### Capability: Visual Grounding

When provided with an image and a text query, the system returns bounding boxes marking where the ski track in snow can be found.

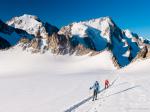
[0,47,150,112]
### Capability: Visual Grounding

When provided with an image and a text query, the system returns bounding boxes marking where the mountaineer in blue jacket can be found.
[90,81,100,101]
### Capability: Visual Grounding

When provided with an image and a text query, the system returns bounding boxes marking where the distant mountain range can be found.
[0,14,150,68]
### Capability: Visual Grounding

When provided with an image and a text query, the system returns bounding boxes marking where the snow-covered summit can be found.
[0,15,150,67]
[58,17,116,52]
[70,17,114,42]
[7,14,58,38]
[58,17,150,67]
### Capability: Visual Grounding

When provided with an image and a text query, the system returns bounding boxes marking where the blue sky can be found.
[0,0,150,38]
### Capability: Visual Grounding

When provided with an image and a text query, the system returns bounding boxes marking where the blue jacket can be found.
[90,81,100,92]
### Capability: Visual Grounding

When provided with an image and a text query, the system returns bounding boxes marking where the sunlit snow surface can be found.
[0,47,150,112]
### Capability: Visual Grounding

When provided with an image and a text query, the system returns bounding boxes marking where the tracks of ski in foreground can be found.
[64,78,118,112]
[64,77,140,112]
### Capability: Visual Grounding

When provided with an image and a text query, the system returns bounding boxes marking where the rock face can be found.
[47,33,69,55]
[146,46,150,58]
[134,45,150,60]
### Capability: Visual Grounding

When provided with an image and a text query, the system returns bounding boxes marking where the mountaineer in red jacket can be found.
[105,79,110,89]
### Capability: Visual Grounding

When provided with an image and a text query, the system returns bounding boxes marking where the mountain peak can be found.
[93,16,113,24]
[21,14,38,19]
[8,14,40,22]
[7,14,40,25]
[14,14,39,20]
[6,14,44,36]
[0,14,149,68]
[58,16,146,67]
[59,16,116,44]
[85,16,115,27]
[7,14,58,38]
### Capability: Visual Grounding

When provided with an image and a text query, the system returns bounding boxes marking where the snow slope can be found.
[75,59,150,112]
[0,47,115,112]
[0,47,150,112]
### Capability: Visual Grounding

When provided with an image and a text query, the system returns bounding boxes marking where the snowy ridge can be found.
[7,14,48,38]
[70,17,114,42]
[7,14,58,38]
[0,14,58,45]
[0,14,150,67]
[59,17,149,67]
